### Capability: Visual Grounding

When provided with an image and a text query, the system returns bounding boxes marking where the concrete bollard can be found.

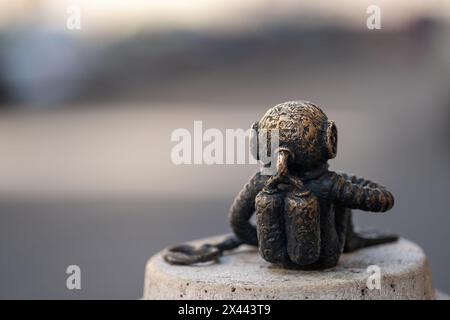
[143,235,437,300]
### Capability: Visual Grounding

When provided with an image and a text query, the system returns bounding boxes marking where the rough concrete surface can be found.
[144,235,435,300]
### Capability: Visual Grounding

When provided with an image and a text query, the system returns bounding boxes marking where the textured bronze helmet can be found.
[253,100,337,170]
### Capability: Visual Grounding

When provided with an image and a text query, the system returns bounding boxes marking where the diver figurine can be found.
[164,100,397,270]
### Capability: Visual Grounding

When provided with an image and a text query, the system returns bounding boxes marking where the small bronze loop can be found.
[163,244,220,265]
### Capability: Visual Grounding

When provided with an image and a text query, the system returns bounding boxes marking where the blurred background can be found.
[0,0,449,299]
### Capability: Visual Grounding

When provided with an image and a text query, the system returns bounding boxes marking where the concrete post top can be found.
[144,235,435,300]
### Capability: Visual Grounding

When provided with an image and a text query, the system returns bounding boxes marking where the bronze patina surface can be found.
[164,101,397,269]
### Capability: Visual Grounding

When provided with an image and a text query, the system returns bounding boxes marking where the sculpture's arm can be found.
[329,172,394,212]
[335,172,387,189]
[229,171,267,246]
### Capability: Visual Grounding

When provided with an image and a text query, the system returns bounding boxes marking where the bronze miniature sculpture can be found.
[164,100,397,270]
